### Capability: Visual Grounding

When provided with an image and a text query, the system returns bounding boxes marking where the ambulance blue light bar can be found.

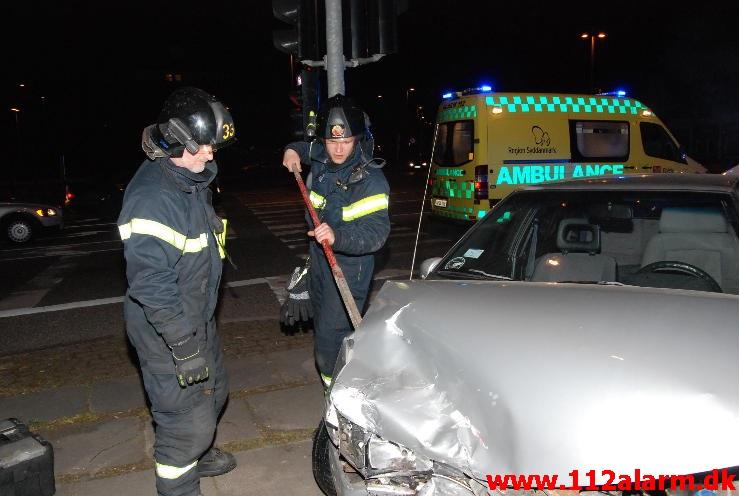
[597,89,628,97]
[443,85,494,99]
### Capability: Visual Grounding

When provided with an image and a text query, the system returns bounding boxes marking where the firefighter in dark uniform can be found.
[118,87,236,496]
[281,94,391,387]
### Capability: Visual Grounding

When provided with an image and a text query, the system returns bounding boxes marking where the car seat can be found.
[530,218,618,282]
[640,207,738,290]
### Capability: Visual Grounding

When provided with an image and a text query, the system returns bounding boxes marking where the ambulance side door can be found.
[637,122,689,173]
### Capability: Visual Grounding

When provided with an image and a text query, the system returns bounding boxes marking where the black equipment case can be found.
[0,418,55,496]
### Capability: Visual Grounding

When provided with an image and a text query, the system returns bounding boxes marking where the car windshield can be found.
[434,189,739,295]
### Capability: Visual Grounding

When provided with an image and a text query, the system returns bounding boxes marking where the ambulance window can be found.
[433,120,474,166]
[641,122,685,163]
[570,121,629,161]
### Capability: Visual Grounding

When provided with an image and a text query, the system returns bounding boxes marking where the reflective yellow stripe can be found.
[183,233,208,253]
[215,218,227,259]
[118,218,208,254]
[342,193,389,221]
[309,191,326,209]
[320,373,332,387]
[155,460,197,479]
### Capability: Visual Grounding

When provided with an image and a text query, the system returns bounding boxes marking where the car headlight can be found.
[336,412,432,476]
[367,437,432,474]
[35,208,57,217]
[338,412,370,470]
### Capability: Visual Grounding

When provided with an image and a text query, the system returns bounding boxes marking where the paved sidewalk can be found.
[1,314,325,495]
[0,270,411,495]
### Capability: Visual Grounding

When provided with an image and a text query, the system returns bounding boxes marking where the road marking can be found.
[0,239,120,253]
[0,269,416,319]
[0,247,123,262]
[241,199,304,207]
[0,296,126,318]
[251,207,306,216]
[268,228,307,236]
[0,256,78,311]
[262,219,308,225]
[64,222,117,228]
[0,277,270,318]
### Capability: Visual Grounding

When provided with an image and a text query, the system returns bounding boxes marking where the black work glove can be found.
[169,334,209,387]
[280,265,313,326]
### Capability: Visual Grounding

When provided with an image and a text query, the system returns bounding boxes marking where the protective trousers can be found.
[309,246,372,385]
[128,316,228,496]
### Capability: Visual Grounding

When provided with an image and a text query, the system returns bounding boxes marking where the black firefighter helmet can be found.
[315,94,367,140]
[142,87,235,159]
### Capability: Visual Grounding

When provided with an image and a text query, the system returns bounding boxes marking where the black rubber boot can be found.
[197,447,237,477]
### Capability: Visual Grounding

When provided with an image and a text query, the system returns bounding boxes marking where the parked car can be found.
[0,200,63,244]
[314,173,739,495]
[64,178,126,221]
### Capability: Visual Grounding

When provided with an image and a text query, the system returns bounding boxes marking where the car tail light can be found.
[474,165,488,200]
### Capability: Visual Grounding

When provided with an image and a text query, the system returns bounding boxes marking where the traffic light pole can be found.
[325,0,345,97]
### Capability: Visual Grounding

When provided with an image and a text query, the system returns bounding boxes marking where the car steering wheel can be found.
[637,261,723,293]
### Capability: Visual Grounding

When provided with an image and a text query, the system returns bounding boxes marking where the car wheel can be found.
[5,216,36,244]
[312,419,337,496]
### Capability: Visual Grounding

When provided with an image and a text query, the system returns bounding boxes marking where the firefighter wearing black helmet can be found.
[281,94,391,387]
[119,87,236,496]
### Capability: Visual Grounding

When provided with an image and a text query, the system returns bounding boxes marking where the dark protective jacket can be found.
[118,158,225,367]
[285,140,390,322]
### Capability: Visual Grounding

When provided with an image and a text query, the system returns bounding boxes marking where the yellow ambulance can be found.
[430,87,704,221]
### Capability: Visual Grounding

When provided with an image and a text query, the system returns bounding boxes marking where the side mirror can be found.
[419,257,442,279]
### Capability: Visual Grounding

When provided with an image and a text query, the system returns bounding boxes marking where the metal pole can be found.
[293,170,362,328]
[325,0,345,97]
[589,35,595,93]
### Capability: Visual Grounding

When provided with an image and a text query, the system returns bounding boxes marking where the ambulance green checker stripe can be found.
[436,209,469,220]
[484,95,647,114]
[438,105,477,122]
[432,180,474,200]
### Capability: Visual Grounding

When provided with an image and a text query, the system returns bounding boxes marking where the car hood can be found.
[330,280,739,482]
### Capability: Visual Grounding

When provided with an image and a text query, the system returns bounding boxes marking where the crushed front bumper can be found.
[328,442,485,496]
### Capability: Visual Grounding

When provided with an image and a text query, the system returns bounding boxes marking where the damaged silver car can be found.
[313,174,739,496]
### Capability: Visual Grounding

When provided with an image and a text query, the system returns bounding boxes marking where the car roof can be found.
[521,173,739,193]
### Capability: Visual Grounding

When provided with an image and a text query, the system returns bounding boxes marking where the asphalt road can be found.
[0,169,469,356]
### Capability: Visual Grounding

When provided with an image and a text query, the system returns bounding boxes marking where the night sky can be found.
[3,0,738,185]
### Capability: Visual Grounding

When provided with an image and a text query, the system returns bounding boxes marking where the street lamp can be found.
[581,32,606,93]
[10,108,21,184]
[10,108,20,131]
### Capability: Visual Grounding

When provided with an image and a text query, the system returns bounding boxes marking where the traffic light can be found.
[344,0,402,58]
[273,0,404,61]
[272,0,322,61]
